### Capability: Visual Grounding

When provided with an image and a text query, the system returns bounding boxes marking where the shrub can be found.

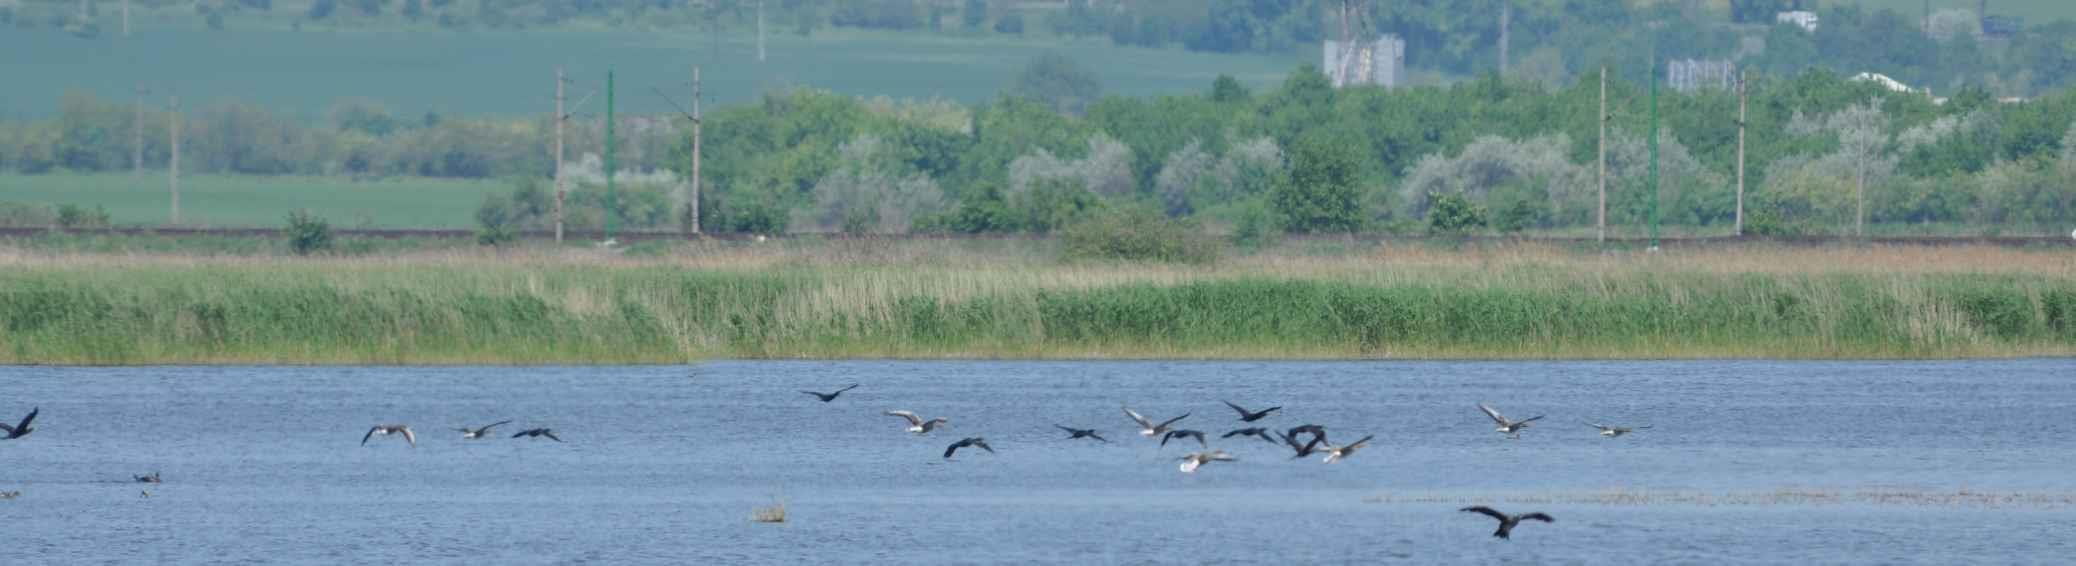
[55,204,110,229]
[1426,192,1487,234]
[1060,207,1218,264]
[475,194,518,247]
[0,202,56,228]
[284,209,334,255]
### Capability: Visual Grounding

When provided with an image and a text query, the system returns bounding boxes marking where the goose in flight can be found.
[943,437,995,459]
[1055,425,1108,443]
[1160,429,1207,448]
[456,420,512,439]
[1223,401,1281,422]
[886,411,949,434]
[1478,403,1544,437]
[1319,435,1374,464]
[512,428,563,442]
[134,471,161,484]
[1585,421,1651,437]
[1123,406,1189,438]
[800,384,860,403]
[1459,506,1554,539]
[1278,431,1327,459]
[1221,427,1280,445]
[1177,450,1235,473]
[361,425,416,447]
[0,407,38,440]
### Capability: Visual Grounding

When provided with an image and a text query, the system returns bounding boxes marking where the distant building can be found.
[1324,36,1407,89]
[1667,59,1737,93]
[1777,11,1819,33]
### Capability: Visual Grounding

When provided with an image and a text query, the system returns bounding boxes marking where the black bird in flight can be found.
[1221,427,1280,445]
[1285,424,1327,444]
[512,428,564,442]
[0,407,38,440]
[1055,425,1108,443]
[456,420,512,439]
[1278,431,1326,459]
[800,384,861,403]
[1460,506,1554,539]
[1223,401,1281,422]
[1160,429,1208,448]
[943,437,994,459]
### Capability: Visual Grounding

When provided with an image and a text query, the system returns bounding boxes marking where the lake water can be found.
[3,360,2074,564]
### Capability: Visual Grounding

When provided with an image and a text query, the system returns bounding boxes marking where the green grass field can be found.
[1,173,499,228]
[1,27,1302,120]
[1844,0,2076,23]
[1,242,2070,364]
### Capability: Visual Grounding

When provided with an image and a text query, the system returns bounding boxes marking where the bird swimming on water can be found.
[800,384,860,403]
[1478,403,1544,437]
[1160,429,1208,449]
[0,407,38,440]
[1177,450,1235,473]
[943,437,994,459]
[1223,401,1281,422]
[1221,427,1280,445]
[1585,421,1651,437]
[1459,506,1554,539]
[1123,406,1189,438]
[512,428,563,442]
[361,425,416,447]
[886,411,949,434]
[1055,425,1108,443]
[456,420,511,439]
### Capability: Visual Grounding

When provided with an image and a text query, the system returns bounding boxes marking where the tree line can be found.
[8,60,2076,237]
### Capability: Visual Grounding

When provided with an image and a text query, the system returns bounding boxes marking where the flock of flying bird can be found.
[2,383,1651,540]
[799,383,1654,540]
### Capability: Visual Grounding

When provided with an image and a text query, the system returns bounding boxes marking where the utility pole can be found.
[554,67,567,243]
[1498,1,1510,77]
[169,95,181,225]
[1648,56,1661,250]
[133,85,146,177]
[1735,69,1747,237]
[1597,65,1607,244]
[690,66,703,235]
[757,0,767,63]
[605,70,617,241]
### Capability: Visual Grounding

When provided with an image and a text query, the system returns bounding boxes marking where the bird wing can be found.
[1584,420,1606,429]
[12,407,35,432]
[1159,431,1176,447]
[1155,413,1191,429]
[1223,401,1250,417]
[1122,406,1153,429]
[1208,451,1235,461]
[885,411,923,426]
[1346,435,1374,450]
[836,384,860,393]
[361,427,378,446]
[974,440,994,453]
[543,431,562,442]
[512,429,530,438]
[1055,425,1078,434]
[482,420,512,432]
[1635,425,1653,429]
[1519,415,1546,424]
[943,442,962,458]
[1519,513,1554,523]
[1089,432,1108,443]
[1460,506,1509,522]
[400,427,416,447]
[1220,429,1247,438]
[799,390,825,398]
[1478,403,1508,425]
[1190,431,1206,447]
[1299,435,1325,454]
[0,423,10,434]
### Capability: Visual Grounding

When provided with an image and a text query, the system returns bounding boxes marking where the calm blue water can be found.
[3,360,2074,564]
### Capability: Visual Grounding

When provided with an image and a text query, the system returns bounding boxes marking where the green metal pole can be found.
[1647,57,1661,249]
[605,70,617,241]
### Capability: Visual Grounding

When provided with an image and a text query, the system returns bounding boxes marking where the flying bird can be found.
[1221,427,1280,444]
[799,384,861,403]
[455,420,512,439]
[1177,450,1235,473]
[886,411,949,434]
[1123,406,1190,438]
[1459,506,1554,539]
[1055,425,1108,443]
[1319,435,1374,464]
[361,425,416,447]
[1160,429,1207,448]
[0,407,38,440]
[1278,431,1327,459]
[1478,403,1544,437]
[1285,424,1327,444]
[1223,401,1281,422]
[512,428,563,442]
[1585,421,1651,437]
[943,437,995,459]
[134,472,161,484]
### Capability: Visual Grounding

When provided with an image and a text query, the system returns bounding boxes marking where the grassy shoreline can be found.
[3,242,2073,364]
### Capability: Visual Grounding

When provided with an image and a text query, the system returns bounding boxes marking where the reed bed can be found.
[1,241,2072,364]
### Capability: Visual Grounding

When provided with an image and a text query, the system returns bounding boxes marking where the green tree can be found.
[1271,131,1365,234]
[1426,192,1488,234]
[284,210,334,255]
[1009,52,1102,115]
